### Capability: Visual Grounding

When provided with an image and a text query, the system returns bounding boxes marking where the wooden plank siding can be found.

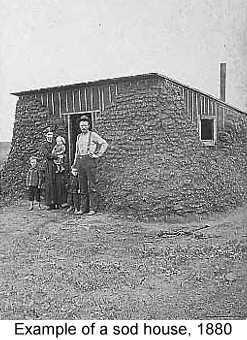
[35,81,120,118]
[102,86,110,108]
[171,87,245,136]
[109,84,116,103]
[182,89,228,131]
[79,88,87,111]
[85,87,91,111]
[60,90,67,113]
[27,75,244,137]
[66,89,73,112]
[92,87,99,110]
[53,92,60,116]
[47,92,53,115]
[73,89,81,112]
[191,91,197,122]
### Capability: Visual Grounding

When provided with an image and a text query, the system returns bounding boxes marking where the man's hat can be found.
[79,115,90,123]
[44,126,53,134]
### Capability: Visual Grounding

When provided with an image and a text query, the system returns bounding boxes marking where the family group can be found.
[26,117,108,215]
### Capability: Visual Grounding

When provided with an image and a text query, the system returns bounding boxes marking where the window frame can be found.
[199,115,217,146]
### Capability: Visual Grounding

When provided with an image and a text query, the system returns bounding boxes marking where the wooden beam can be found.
[85,88,88,111]
[200,96,203,115]
[98,87,101,111]
[62,109,100,116]
[78,88,82,111]
[214,101,217,116]
[109,85,112,103]
[72,90,75,112]
[211,101,214,116]
[90,87,93,110]
[207,98,210,115]
[51,92,55,115]
[187,90,190,114]
[58,91,62,118]
[101,88,105,111]
[191,91,194,121]
[65,91,68,113]
[195,93,198,117]
[222,108,225,128]
[205,97,208,115]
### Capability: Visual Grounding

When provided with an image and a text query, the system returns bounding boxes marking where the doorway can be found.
[66,110,99,166]
[70,113,92,162]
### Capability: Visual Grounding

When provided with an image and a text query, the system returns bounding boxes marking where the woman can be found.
[40,128,57,209]
[53,150,68,208]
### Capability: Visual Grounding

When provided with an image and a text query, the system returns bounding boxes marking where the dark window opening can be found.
[200,118,214,141]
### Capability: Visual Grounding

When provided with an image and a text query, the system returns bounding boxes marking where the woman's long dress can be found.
[54,172,67,206]
[40,140,56,206]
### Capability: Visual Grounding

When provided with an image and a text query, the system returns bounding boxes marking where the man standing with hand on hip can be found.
[73,117,108,215]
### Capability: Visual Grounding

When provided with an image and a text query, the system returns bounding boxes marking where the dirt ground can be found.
[0,201,246,319]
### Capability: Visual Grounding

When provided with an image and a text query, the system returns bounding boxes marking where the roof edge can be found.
[10,73,157,96]
[156,73,247,115]
[11,72,247,115]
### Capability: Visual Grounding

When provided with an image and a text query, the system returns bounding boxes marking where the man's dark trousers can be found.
[76,155,97,212]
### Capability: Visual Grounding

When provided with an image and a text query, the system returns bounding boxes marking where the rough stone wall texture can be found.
[95,84,247,219]
[1,96,67,199]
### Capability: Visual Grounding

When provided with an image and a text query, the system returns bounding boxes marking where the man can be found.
[73,117,108,215]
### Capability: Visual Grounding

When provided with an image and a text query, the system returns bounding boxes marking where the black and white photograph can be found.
[0,0,247,328]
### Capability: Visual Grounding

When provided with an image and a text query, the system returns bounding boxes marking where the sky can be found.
[0,0,247,141]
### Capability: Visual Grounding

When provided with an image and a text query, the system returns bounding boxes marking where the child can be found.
[66,167,80,213]
[52,136,66,173]
[26,156,42,210]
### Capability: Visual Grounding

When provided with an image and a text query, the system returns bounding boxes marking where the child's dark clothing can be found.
[67,174,80,209]
[26,167,42,202]
[52,144,66,173]
[28,186,41,202]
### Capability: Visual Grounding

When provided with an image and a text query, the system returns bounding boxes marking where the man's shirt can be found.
[74,131,108,159]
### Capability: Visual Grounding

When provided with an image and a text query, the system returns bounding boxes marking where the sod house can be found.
[2,67,247,219]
